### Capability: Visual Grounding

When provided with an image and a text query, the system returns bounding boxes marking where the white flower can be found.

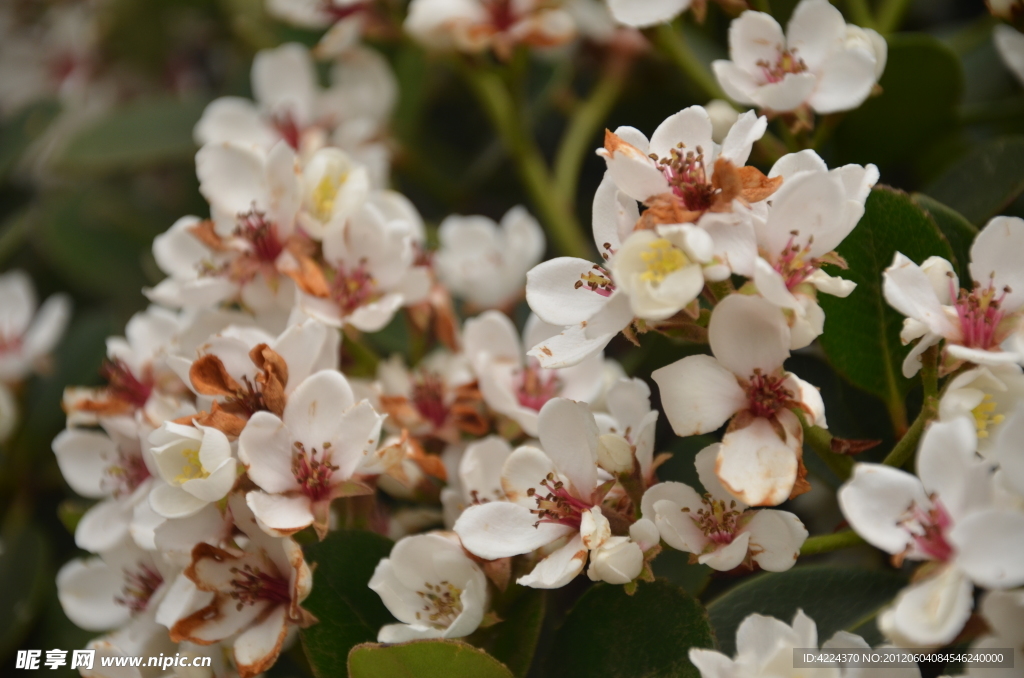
[147,423,237,519]
[52,419,156,553]
[586,536,644,584]
[749,150,877,348]
[995,25,1024,86]
[961,589,1024,678]
[938,364,1024,458]
[838,417,1024,646]
[441,436,514,527]
[169,497,315,678]
[689,609,920,678]
[883,216,1024,377]
[239,370,383,538]
[464,311,611,436]
[641,445,806,571]
[0,269,71,383]
[404,0,576,58]
[297,193,431,332]
[454,398,614,588]
[265,0,369,56]
[653,294,825,506]
[593,377,659,482]
[369,532,488,642]
[296,147,370,241]
[605,0,691,29]
[435,206,545,309]
[712,0,886,114]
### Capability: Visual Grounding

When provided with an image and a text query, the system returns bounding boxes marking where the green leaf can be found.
[925,135,1024,227]
[300,530,395,678]
[542,579,714,678]
[0,524,52,660]
[349,640,514,678]
[466,588,545,677]
[706,566,907,655]
[835,34,962,170]
[911,193,978,281]
[817,187,954,427]
[0,99,62,179]
[55,97,206,172]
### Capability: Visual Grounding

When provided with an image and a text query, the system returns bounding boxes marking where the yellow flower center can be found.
[972,394,1004,439]
[415,580,464,630]
[175,447,209,484]
[311,173,345,222]
[639,239,688,284]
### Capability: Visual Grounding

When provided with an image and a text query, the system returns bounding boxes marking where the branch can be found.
[883,346,940,469]
[794,409,854,481]
[800,529,865,556]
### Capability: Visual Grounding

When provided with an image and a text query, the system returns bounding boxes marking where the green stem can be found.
[877,0,913,33]
[460,61,591,259]
[795,410,854,481]
[800,529,865,556]
[0,208,32,268]
[653,23,726,101]
[921,345,939,401]
[882,404,932,469]
[845,0,877,30]
[554,67,627,209]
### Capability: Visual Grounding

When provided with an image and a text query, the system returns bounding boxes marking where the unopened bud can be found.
[597,434,634,474]
[580,506,611,551]
[587,537,643,585]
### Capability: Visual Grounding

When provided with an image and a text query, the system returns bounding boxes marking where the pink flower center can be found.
[952,280,1010,351]
[528,474,592,529]
[574,264,615,297]
[235,210,285,263]
[106,452,151,497]
[322,0,368,21]
[773,234,818,290]
[745,369,793,419]
[229,564,292,610]
[655,144,715,212]
[515,364,561,411]
[757,48,808,84]
[101,359,153,409]
[331,262,379,315]
[684,495,744,545]
[412,372,449,430]
[900,496,954,562]
[485,0,517,31]
[0,333,23,355]
[292,442,338,502]
[115,563,163,615]
[272,112,301,150]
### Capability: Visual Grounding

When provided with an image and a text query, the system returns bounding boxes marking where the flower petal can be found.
[717,417,798,506]
[517,533,587,589]
[453,501,573,559]
[526,258,613,326]
[949,509,1024,588]
[837,463,927,555]
[246,491,314,536]
[745,509,807,572]
[538,398,599,498]
[652,355,746,436]
[708,294,791,378]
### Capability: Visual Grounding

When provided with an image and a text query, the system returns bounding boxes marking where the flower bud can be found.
[587,537,643,585]
[629,518,660,552]
[597,433,635,474]
[705,99,740,144]
[580,506,611,550]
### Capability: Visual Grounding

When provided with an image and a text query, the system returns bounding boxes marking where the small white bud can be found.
[587,537,644,585]
[597,434,634,474]
[705,99,740,144]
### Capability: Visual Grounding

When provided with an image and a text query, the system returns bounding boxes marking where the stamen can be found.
[292,441,338,502]
[575,265,615,297]
[229,564,291,610]
[516,364,560,411]
[100,359,153,409]
[687,494,744,546]
[639,239,689,284]
[772,233,819,289]
[174,447,209,484]
[412,372,449,429]
[951,279,1010,351]
[235,210,284,263]
[414,580,464,629]
[653,143,715,211]
[756,47,808,84]
[898,496,954,562]
[746,369,794,419]
[115,563,163,615]
[972,394,1004,439]
[106,451,152,497]
[332,262,379,315]
[529,473,592,529]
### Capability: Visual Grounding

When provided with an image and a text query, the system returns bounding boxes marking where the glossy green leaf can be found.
[707,566,907,655]
[912,193,978,280]
[467,588,545,677]
[817,187,954,423]
[349,640,514,678]
[0,524,52,660]
[542,579,714,678]
[55,97,206,172]
[0,99,61,179]
[835,34,962,170]
[300,530,395,678]
[925,135,1024,227]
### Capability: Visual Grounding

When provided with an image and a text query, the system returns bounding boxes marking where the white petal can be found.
[709,294,791,378]
[501,445,557,507]
[949,509,1024,588]
[652,355,746,435]
[76,498,132,552]
[526,258,614,326]
[754,257,801,311]
[837,463,927,555]
[728,10,785,75]
[52,428,115,499]
[880,566,973,647]
[517,534,587,589]
[750,73,817,113]
[699,531,750,571]
[57,558,130,632]
[194,97,276,148]
[785,0,847,70]
[970,216,1024,312]
[916,417,992,520]
[883,253,958,338]
[22,293,71,359]
[252,43,317,125]
[648,106,714,161]
[745,509,806,571]
[238,411,301,494]
[712,60,759,107]
[768,149,828,180]
[695,443,743,506]
[463,311,522,365]
[606,0,690,28]
[762,169,850,258]
[196,142,269,216]
[717,418,798,506]
[719,111,766,167]
[655,498,710,554]
[150,482,209,519]
[592,173,640,252]
[246,491,314,536]
[233,605,288,677]
[453,501,573,559]
[537,398,599,498]
[809,48,879,114]
[600,138,670,203]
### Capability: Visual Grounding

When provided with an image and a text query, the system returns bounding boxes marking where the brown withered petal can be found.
[788,454,812,500]
[408,441,448,483]
[737,165,784,203]
[190,355,241,397]
[251,344,288,416]
[282,253,331,298]
[482,557,512,592]
[830,437,882,456]
[636,193,703,230]
[193,405,247,437]
[710,158,743,212]
[187,220,229,251]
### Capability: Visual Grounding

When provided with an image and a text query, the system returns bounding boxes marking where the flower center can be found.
[229,564,291,610]
[272,112,301,150]
[412,372,449,429]
[0,332,23,354]
[528,473,592,529]
[952,280,1010,350]
[115,563,163,615]
[772,234,818,289]
[653,144,715,212]
[175,447,209,484]
[415,581,464,630]
[292,442,338,502]
[331,262,379,315]
[639,239,689,284]
[100,359,153,409]
[228,375,271,417]
[235,210,284,263]
[516,364,560,411]
[682,495,744,546]
[972,394,1005,440]
[899,496,954,562]
[757,47,808,84]
[106,452,151,497]
[311,172,348,223]
[574,265,615,297]
[745,369,793,419]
